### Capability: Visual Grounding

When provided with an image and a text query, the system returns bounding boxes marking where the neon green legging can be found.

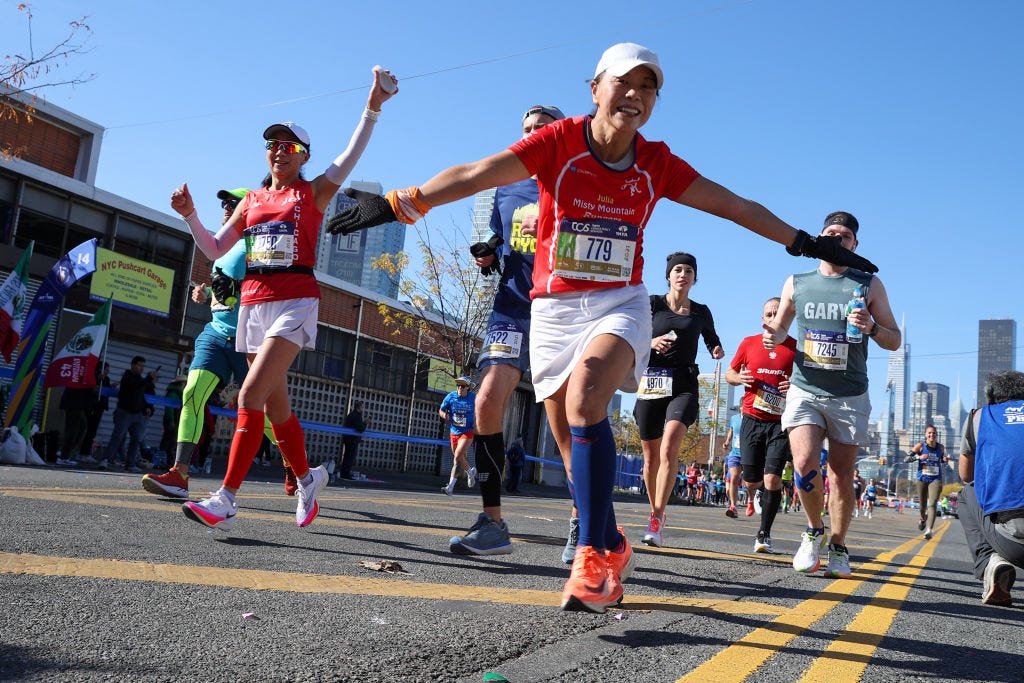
[175,368,277,466]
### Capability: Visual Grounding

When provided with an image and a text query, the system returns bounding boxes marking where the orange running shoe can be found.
[283,465,298,496]
[560,545,622,614]
[608,526,636,585]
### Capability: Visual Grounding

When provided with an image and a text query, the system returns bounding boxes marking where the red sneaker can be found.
[726,505,738,519]
[746,501,756,517]
[561,546,622,614]
[283,465,298,496]
[142,469,189,499]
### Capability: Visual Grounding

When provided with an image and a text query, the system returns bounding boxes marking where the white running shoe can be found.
[182,490,237,531]
[753,489,763,515]
[793,528,827,573]
[642,513,665,548]
[754,531,774,554]
[295,465,328,527]
[825,543,852,578]
[467,466,478,488]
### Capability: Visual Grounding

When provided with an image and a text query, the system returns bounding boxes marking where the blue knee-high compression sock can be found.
[569,419,616,551]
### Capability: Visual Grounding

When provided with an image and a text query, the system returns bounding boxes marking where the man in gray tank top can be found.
[762,211,900,579]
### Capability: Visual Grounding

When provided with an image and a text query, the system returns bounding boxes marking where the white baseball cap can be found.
[593,42,663,90]
[262,121,311,149]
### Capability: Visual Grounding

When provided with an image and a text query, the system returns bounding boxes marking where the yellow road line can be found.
[797,523,949,683]
[676,533,927,683]
[0,551,788,616]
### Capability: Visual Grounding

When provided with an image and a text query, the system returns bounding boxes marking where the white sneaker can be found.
[754,532,774,554]
[295,465,328,527]
[982,552,1015,606]
[753,489,763,515]
[467,467,478,488]
[825,543,852,578]
[793,528,827,573]
[923,528,933,540]
[182,490,237,531]
[442,480,455,496]
[642,513,665,547]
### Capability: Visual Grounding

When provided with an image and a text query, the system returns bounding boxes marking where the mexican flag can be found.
[0,243,33,362]
[43,298,111,389]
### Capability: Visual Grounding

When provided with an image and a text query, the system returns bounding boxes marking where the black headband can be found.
[823,211,859,235]
[665,252,697,279]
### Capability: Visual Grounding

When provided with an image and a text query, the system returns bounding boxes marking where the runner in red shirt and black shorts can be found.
[725,297,796,554]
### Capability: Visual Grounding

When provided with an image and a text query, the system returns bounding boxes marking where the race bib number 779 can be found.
[553,217,637,283]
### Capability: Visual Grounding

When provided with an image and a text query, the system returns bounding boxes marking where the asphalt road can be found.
[1,463,1021,682]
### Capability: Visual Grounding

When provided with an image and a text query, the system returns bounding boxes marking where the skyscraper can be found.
[924,382,949,421]
[909,381,932,444]
[318,181,406,298]
[471,188,497,243]
[977,319,1016,402]
[886,316,910,430]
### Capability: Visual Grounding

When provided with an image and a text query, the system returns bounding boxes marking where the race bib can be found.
[452,411,468,428]
[802,329,848,371]
[637,368,672,400]
[922,462,939,477]
[752,381,785,415]
[732,433,740,450]
[478,322,523,361]
[245,221,297,270]
[553,217,638,283]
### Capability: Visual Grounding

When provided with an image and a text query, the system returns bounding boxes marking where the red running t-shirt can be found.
[509,116,699,298]
[729,334,797,421]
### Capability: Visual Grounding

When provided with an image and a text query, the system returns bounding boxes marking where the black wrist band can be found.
[868,321,879,338]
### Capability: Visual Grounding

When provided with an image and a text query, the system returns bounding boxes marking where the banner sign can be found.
[89,247,174,317]
[426,357,458,394]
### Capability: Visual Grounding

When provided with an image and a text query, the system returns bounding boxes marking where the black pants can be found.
[340,436,362,477]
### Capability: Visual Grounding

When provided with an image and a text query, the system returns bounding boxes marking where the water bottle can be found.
[846,286,865,343]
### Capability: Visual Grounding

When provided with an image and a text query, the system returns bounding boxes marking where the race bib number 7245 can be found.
[802,329,848,371]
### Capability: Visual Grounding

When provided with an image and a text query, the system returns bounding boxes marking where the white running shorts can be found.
[237,297,319,354]
[529,284,651,401]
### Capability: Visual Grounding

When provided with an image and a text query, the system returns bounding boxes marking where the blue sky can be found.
[5,0,1022,421]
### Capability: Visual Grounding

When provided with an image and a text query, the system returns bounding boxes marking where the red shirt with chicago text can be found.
[236,180,322,305]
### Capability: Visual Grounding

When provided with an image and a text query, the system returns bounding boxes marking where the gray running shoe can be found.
[754,531,774,554]
[450,512,512,556]
[982,552,1015,606]
[561,516,580,565]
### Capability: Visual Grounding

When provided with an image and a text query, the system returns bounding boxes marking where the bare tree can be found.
[371,218,497,383]
[2,4,94,158]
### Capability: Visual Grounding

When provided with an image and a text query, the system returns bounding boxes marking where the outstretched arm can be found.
[675,177,878,273]
[325,151,530,235]
[311,67,398,211]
